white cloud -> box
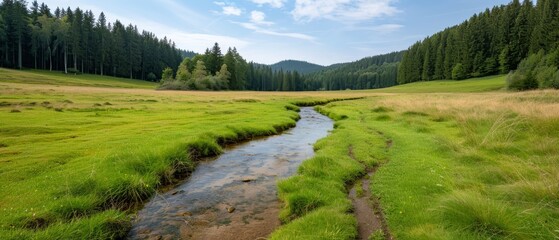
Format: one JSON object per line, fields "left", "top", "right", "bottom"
{"left": 222, "top": 6, "right": 242, "bottom": 16}
{"left": 238, "top": 10, "right": 313, "bottom": 41}
{"left": 370, "top": 24, "right": 403, "bottom": 33}
{"left": 214, "top": 2, "right": 242, "bottom": 16}
{"left": 292, "top": 0, "right": 400, "bottom": 22}
{"left": 239, "top": 22, "right": 315, "bottom": 41}
{"left": 250, "top": 11, "right": 273, "bottom": 25}
{"left": 251, "top": 0, "right": 287, "bottom": 8}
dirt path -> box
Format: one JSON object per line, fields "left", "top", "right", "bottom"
{"left": 348, "top": 138, "right": 393, "bottom": 240}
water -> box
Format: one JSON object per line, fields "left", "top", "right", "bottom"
{"left": 128, "top": 107, "right": 333, "bottom": 240}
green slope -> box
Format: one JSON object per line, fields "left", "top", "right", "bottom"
{"left": 0, "top": 68, "right": 157, "bottom": 89}
{"left": 372, "top": 75, "right": 507, "bottom": 93}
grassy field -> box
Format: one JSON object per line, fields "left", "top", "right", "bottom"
{"left": 272, "top": 83, "right": 559, "bottom": 239}
{"left": 1, "top": 70, "right": 558, "bottom": 239}
{"left": 369, "top": 75, "right": 507, "bottom": 93}
{"left": 0, "top": 68, "right": 157, "bottom": 89}
{"left": 0, "top": 69, "right": 369, "bottom": 239}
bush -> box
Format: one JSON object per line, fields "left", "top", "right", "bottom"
{"left": 66, "top": 68, "right": 81, "bottom": 75}
{"left": 161, "top": 67, "right": 174, "bottom": 82}
{"left": 452, "top": 63, "right": 467, "bottom": 80}
{"left": 146, "top": 72, "right": 157, "bottom": 82}
{"left": 506, "top": 72, "right": 538, "bottom": 91}
{"left": 509, "top": 49, "right": 559, "bottom": 90}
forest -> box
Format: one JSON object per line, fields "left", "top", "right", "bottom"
{"left": 0, "top": 0, "right": 182, "bottom": 80}
{"left": 304, "top": 51, "right": 403, "bottom": 90}
{"left": 397, "top": 0, "right": 559, "bottom": 89}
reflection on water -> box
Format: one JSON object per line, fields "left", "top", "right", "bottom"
{"left": 128, "top": 107, "right": 333, "bottom": 240}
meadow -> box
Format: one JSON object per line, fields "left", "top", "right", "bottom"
{"left": 1, "top": 69, "right": 558, "bottom": 239}
{"left": 272, "top": 84, "right": 559, "bottom": 239}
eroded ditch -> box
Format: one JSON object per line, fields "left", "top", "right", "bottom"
{"left": 128, "top": 107, "right": 333, "bottom": 239}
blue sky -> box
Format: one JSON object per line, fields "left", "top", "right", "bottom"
{"left": 37, "top": 0, "right": 511, "bottom": 65}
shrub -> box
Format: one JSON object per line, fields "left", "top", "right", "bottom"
{"left": 452, "top": 63, "right": 467, "bottom": 80}
{"left": 161, "top": 67, "right": 174, "bottom": 82}
{"left": 146, "top": 72, "right": 157, "bottom": 82}
{"left": 67, "top": 68, "right": 81, "bottom": 75}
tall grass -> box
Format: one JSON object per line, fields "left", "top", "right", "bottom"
{"left": 271, "top": 87, "right": 559, "bottom": 239}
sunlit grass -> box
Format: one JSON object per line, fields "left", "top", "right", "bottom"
{"left": 0, "top": 69, "right": 370, "bottom": 239}
{"left": 275, "top": 88, "right": 558, "bottom": 239}
{"left": 3, "top": 68, "right": 557, "bottom": 239}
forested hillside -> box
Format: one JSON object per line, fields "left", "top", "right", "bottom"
{"left": 0, "top": 0, "right": 182, "bottom": 80}
{"left": 398, "top": 0, "right": 559, "bottom": 87}
{"left": 270, "top": 60, "right": 325, "bottom": 74}
{"left": 304, "top": 51, "right": 404, "bottom": 90}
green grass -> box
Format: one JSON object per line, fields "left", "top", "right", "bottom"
{"left": 370, "top": 75, "right": 507, "bottom": 93}
{"left": 0, "top": 68, "right": 156, "bottom": 89}
{"left": 271, "top": 89, "right": 559, "bottom": 239}
{"left": 0, "top": 69, "right": 370, "bottom": 239}
{"left": 1, "top": 69, "right": 557, "bottom": 239}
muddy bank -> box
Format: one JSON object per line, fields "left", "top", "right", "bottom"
{"left": 128, "top": 107, "right": 333, "bottom": 239}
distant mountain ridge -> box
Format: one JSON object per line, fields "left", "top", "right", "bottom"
{"left": 270, "top": 60, "right": 325, "bottom": 74}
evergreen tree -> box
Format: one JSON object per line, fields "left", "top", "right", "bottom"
{"left": 205, "top": 42, "right": 222, "bottom": 75}
{"left": 0, "top": 13, "right": 6, "bottom": 66}
{"left": 95, "top": 12, "right": 108, "bottom": 75}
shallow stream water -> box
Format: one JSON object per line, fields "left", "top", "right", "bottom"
{"left": 128, "top": 107, "right": 333, "bottom": 240}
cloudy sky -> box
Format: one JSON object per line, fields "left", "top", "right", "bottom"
{"left": 35, "top": 0, "right": 511, "bottom": 65}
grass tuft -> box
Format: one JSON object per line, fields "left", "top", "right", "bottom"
{"left": 371, "top": 106, "right": 393, "bottom": 113}
{"left": 375, "top": 114, "right": 392, "bottom": 121}
{"left": 439, "top": 191, "right": 527, "bottom": 238}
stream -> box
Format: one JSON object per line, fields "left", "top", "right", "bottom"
{"left": 128, "top": 107, "right": 333, "bottom": 240}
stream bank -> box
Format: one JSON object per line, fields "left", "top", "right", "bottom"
{"left": 128, "top": 107, "right": 333, "bottom": 239}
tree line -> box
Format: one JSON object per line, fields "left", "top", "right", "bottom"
{"left": 397, "top": 0, "right": 559, "bottom": 89}
{"left": 159, "top": 43, "right": 310, "bottom": 91}
{"left": 304, "top": 51, "right": 403, "bottom": 90}
{"left": 0, "top": 0, "right": 182, "bottom": 80}
{"left": 160, "top": 43, "right": 403, "bottom": 91}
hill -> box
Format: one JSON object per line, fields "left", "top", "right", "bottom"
{"left": 270, "top": 60, "right": 325, "bottom": 74}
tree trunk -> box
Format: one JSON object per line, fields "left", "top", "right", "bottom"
{"left": 64, "top": 45, "right": 68, "bottom": 74}
{"left": 101, "top": 62, "right": 104, "bottom": 76}
{"left": 49, "top": 53, "right": 52, "bottom": 71}
{"left": 18, "top": 38, "right": 22, "bottom": 69}
{"left": 4, "top": 42, "right": 7, "bottom": 65}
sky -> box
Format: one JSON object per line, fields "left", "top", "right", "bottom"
{"left": 34, "top": 0, "right": 512, "bottom": 66}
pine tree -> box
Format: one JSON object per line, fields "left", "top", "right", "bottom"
{"left": 95, "top": 12, "right": 108, "bottom": 75}
{"left": 0, "top": 13, "right": 5, "bottom": 67}
{"left": 205, "top": 42, "right": 223, "bottom": 75}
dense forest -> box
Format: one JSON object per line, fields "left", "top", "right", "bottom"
{"left": 270, "top": 60, "right": 325, "bottom": 74}
{"left": 304, "top": 51, "right": 403, "bottom": 90}
{"left": 397, "top": 0, "right": 559, "bottom": 89}
{"left": 160, "top": 44, "right": 403, "bottom": 91}
{"left": 0, "top": 0, "right": 182, "bottom": 80}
